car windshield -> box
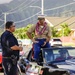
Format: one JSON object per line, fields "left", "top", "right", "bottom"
{"left": 53, "top": 39, "right": 61, "bottom": 42}
{"left": 42, "top": 47, "right": 75, "bottom": 63}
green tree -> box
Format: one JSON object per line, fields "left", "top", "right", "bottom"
{"left": 14, "top": 24, "right": 33, "bottom": 39}
{"left": 51, "top": 27, "right": 58, "bottom": 37}
{"left": 59, "top": 23, "right": 71, "bottom": 36}
{"left": 51, "top": 23, "right": 71, "bottom": 37}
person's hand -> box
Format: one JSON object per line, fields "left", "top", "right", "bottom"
{"left": 32, "top": 39, "right": 39, "bottom": 43}
{"left": 19, "top": 47, "right": 23, "bottom": 51}
{"left": 42, "top": 41, "right": 46, "bottom": 47}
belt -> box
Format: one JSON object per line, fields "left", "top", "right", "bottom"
{"left": 3, "top": 57, "right": 11, "bottom": 59}
{"left": 3, "top": 55, "right": 17, "bottom": 59}
{"left": 35, "top": 38, "right": 46, "bottom": 39}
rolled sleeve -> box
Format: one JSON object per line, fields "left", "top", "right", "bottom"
{"left": 27, "top": 25, "right": 36, "bottom": 33}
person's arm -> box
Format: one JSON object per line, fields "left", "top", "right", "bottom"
{"left": 45, "top": 36, "right": 51, "bottom": 43}
{"left": 26, "top": 25, "right": 34, "bottom": 42}
{"left": 26, "top": 25, "right": 38, "bottom": 43}
{"left": 42, "top": 26, "right": 51, "bottom": 46}
{"left": 26, "top": 31, "right": 38, "bottom": 43}
{"left": 42, "top": 36, "right": 51, "bottom": 47}
{"left": 26, "top": 31, "right": 33, "bottom": 41}
{"left": 8, "top": 36, "right": 23, "bottom": 51}
{"left": 11, "top": 45, "right": 22, "bottom": 51}
{"left": 46, "top": 26, "right": 51, "bottom": 42}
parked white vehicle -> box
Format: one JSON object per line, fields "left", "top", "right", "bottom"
{"left": 50, "top": 38, "right": 62, "bottom": 47}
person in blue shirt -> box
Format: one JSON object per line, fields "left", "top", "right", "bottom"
{"left": 1, "top": 21, "right": 23, "bottom": 75}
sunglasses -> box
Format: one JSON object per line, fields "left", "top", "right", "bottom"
{"left": 10, "top": 25, "right": 15, "bottom": 27}
{"left": 11, "top": 25, "right": 15, "bottom": 27}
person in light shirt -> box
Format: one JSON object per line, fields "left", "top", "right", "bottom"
{"left": 27, "top": 15, "right": 51, "bottom": 61}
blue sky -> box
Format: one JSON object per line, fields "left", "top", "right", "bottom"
{"left": 0, "top": 0, "right": 13, "bottom": 4}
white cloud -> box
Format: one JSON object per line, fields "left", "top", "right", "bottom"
{"left": 0, "top": 0, "right": 13, "bottom": 4}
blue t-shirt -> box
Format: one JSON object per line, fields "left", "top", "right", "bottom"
{"left": 1, "top": 30, "right": 19, "bottom": 60}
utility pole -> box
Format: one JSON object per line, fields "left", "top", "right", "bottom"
{"left": 30, "top": 0, "right": 44, "bottom": 15}
{"left": 2, "top": 12, "right": 9, "bottom": 24}
{"left": 2, "top": 12, "right": 9, "bottom": 30}
{"left": 41, "top": 0, "right": 44, "bottom": 15}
